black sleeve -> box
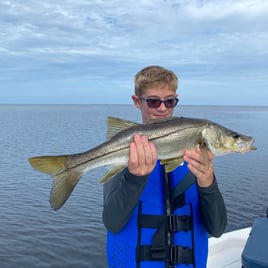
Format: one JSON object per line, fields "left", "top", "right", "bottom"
{"left": 198, "top": 176, "right": 227, "bottom": 237}
{"left": 102, "top": 168, "right": 149, "bottom": 234}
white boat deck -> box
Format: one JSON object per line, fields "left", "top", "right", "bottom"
{"left": 207, "top": 227, "right": 251, "bottom": 268}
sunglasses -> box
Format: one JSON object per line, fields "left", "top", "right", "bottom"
{"left": 139, "top": 96, "right": 179, "bottom": 108}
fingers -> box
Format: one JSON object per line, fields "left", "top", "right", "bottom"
{"left": 128, "top": 135, "right": 157, "bottom": 176}
{"left": 129, "top": 136, "right": 215, "bottom": 187}
{"left": 183, "top": 147, "right": 215, "bottom": 187}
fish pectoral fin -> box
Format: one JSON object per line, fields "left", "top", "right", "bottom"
{"left": 99, "top": 166, "right": 125, "bottom": 184}
{"left": 160, "top": 157, "right": 184, "bottom": 173}
{"left": 29, "top": 155, "right": 82, "bottom": 210}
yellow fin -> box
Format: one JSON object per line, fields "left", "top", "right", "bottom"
{"left": 99, "top": 166, "right": 125, "bottom": 184}
{"left": 29, "top": 156, "right": 66, "bottom": 175}
{"left": 28, "top": 155, "right": 82, "bottom": 210}
{"left": 49, "top": 170, "right": 81, "bottom": 210}
{"left": 106, "top": 116, "right": 139, "bottom": 140}
{"left": 160, "top": 158, "right": 184, "bottom": 173}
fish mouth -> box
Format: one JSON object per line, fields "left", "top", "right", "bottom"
{"left": 237, "top": 139, "right": 256, "bottom": 152}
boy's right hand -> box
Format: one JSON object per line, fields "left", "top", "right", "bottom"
{"left": 128, "top": 134, "right": 157, "bottom": 176}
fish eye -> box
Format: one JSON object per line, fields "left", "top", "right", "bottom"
{"left": 232, "top": 133, "right": 240, "bottom": 139}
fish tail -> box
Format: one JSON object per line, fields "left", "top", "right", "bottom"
{"left": 29, "top": 155, "right": 66, "bottom": 175}
{"left": 28, "top": 156, "right": 82, "bottom": 210}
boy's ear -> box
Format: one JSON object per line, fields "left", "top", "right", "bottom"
{"left": 132, "top": 95, "right": 141, "bottom": 108}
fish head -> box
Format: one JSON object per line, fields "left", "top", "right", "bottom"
{"left": 202, "top": 124, "right": 256, "bottom": 155}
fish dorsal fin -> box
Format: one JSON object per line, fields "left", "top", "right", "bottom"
{"left": 106, "top": 116, "right": 139, "bottom": 140}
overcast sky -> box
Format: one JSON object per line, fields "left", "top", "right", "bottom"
{"left": 1, "top": 0, "right": 268, "bottom": 105}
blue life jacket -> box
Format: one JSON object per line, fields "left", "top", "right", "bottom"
{"left": 106, "top": 161, "right": 208, "bottom": 268}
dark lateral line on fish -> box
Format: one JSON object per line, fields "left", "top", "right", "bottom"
{"left": 54, "top": 145, "right": 130, "bottom": 177}
{"left": 54, "top": 125, "right": 202, "bottom": 177}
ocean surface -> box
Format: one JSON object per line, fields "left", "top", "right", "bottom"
{"left": 0, "top": 104, "right": 267, "bottom": 267}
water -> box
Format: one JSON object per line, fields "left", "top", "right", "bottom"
{"left": 0, "top": 104, "right": 267, "bottom": 267}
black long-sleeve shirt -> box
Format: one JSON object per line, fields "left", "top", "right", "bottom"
{"left": 103, "top": 168, "right": 227, "bottom": 237}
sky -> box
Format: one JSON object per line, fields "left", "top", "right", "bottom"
{"left": 1, "top": 0, "right": 268, "bottom": 105}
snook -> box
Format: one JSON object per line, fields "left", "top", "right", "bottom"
{"left": 29, "top": 116, "right": 256, "bottom": 210}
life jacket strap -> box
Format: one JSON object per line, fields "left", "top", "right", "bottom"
{"left": 170, "top": 215, "right": 192, "bottom": 232}
{"left": 139, "top": 214, "right": 192, "bottom": 232}
{"left": 172, "top": 171, "right": 196, "bottom": 210}
{"left": 136, "top": 245, "right": 193, "bottom": 265}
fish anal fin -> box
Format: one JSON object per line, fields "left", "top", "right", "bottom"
{"left": 161, "top": 157, "right": 184, "bottom": 173}
{"left": 106, "top": 116, "right": 139, "bottom": 140}
{"left": 99, "top": 166, "right": 125, "bottom": 184}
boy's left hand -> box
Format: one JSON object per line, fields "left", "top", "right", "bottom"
{"left": 183, "top": 147, "right": 215, "bottom": 188}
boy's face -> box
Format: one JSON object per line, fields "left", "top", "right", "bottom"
{"left": 132, "top": 85, "right": 178, "bottom": 124}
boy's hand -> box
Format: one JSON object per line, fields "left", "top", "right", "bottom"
{"left": 184, "top": 147, "right": 215, "bottom": 188}
{"left": 128, "top": 135, "right": 157, "bottom": 176}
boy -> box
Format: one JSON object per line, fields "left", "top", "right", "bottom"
{"left": 103, "top": 66, "right": 227, "bottom": 267}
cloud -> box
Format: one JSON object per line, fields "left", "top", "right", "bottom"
{"left": 0, "top": 0, "right": 268, "bottom": 104}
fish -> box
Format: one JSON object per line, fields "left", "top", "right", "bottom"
{"left": 28, "top": 116, "right": 256, "bottom": 210}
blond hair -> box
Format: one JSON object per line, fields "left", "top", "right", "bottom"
{"left": 134, "top": 65, "right": 178, "bottom": 96}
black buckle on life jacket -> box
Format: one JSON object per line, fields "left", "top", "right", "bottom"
{"left": 169, "top": 215, "right": 192, "bottom": 232}
{"left": 170, "top": 245, "right": 193, "bottom": 265}
{"left": 139, "top": 214, "right": 192, "bottom": 232}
